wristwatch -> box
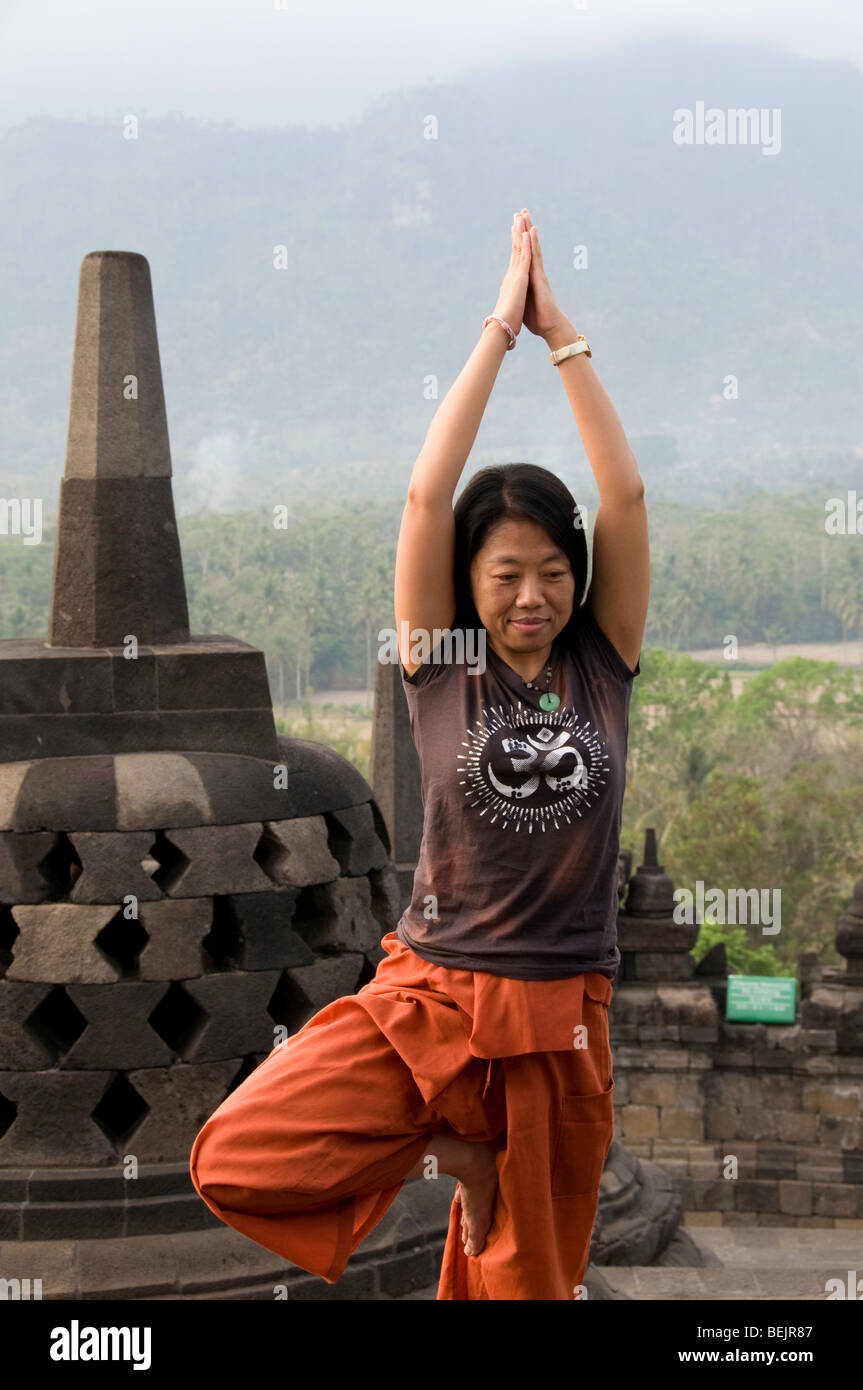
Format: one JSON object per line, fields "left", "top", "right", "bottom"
{"left": 549, "top": 335, "right": 592, "bottom": 366}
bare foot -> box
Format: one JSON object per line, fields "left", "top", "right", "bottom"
{"left": 456, "top": 1140, "right": 501, "bottom": 1257}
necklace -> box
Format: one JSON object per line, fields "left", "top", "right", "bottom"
{"left": 523, "top": 654, "right": 561, "bottom": 711}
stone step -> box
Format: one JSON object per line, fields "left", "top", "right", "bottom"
{"left": 594, "top": 1266, "right": 852, "bottom": 1300}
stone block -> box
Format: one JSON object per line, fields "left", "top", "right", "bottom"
{"left": 0, "top": 831, "right": 58, "bottom": 902}
{"left": 687, "top": 1053, "right": 714, "bottom": 1071}
{"left": 777, "top": 1110, "right": 818, "bottom": 1143}
{"left": 802, "top": 1082, "right": 835, "bottom": 1112}
{"left": 689, "top": 1159, "right": 725, "bottom": 1181}
{"left": 715, "top": 1049, "right": 754, "bottom": 1069}
{"left": 705, "top": 1108, "right": 738, "bottom": 1141}
{"left": 0, "top": 710, "right": 280, "bottom": 763}
{"left": 650, "top": 1139, "right": 690, "bottom": 1160}
{"left": 749, "top": 1049, "right": 791, "bottom": 1070}
{"left": 794, "top": 1054, "right": 838, "bottom": 1075}
{"left": 155, "top": 824, "right": 274, "bottom": 897}
{"left": 67, "top": 830, "right": 162, "bottom": 903}
{"left": 0, "top": 981, "right": 59, "bottom": 1067}
{"left": 282, "top": 953, "right": 366, "bottom": 1020}
{"left": 820, "top": 1114, "right": 863, "bottom": 1148}
{"left": 818, "top": 1086, "right": 862, "bottom": 1117}
{"left": 844, "top": 1150, "right": 863, "bottom": 1185}
{"left": 755, "top": 1145, "right": 797, "bottom": 1181}
{"left": 621, "top": 1105, "right": 659, "bottom": 1139}
{"left": 609, "top": 1046, "right": 653, "bottom": 1071}
{"left": 295, "top": 876, "right": 386, "bottom": 955}
{"left": 23, "top": 1198, "right": 126, "bottom": 1241}
{"left": 0, "top": 1071, "right": 118, "bottom": 1164}
{"left": 325, "top": 803, "right": 391, "bottom": 875}
{"left": 609, "top": 984, "right": 659, "bottom": 1026}
{"left": 137, "top": 898, "right": 215, "bottom": 978}
{"left": 796, "top": 1158, "right": 845, "bottom": 1183}
{"left": 177, "top": 971, "right": 284, "bottom": 1061}
{"left": 659, "top": 1109, "right": 703, "bottom": 1140}
{"left": 369, "top": 865, "right": 402, "bottom": 930}
{"left": 0, "top": 1239, "right": 79, "bottom": 1297}
{"left": 692, "top": 1178, "right": 736, "bottom": 1211}
{"left": 717, "top": 1140, "right": 758, "bottom": 1168}
{"left": 738, "top": 1106, "right": 781, "bottom": 1141}
{"left": 650, "top": 1049, "right": 690, "bottom": 1072}
{"left": 154, "top": 647, "right": 272, "bottom": 712}
{"left": 111, "top": 649, "right": 157, "bottom": 712}
{"left": 655, "top": 985, "right": 718, "bottom": 1027}
{"left": 210, "top": 892, "right": 314, "bottom": 972}
{"left": 627, "top": 1075, "right": 685, "bottom": 1107}
{"left": 76, "top": 1231, "right": 181, "bottom": 1298}
{"left": 681, "top": 1210, "right": 722, "bottom": 1227}
{"left": 679, "top": 1027, "right": 720, "bottom": 1043}
{"left": 800, "top": 986, "right": 845, "bottom": 1028}
{"left": 813, "top": 1184, "right": 857, "bottom": 1218}
{"left": 778, "top": 1180, "right": 813, "bottom": 1216}
{"left": 122, "top": 1059, "right": 241, "bottom": 1162}
{"left": 8, "top": 903, "right": 120, "bottom": 982}
{"left": 722, "top": 1022, "right": 767, "bottom": 1048}
{"left": 114, "top": 752, "right": 211, "bottom": 830}
{"left": 254, "top": 816, "right": 341, "bottom": 889}
{"left": 0, "top": 645, "right": 113, "bottom": 715}
{"left": 61, "top": 982, "right": 175, "bottom": 1067}
{"left": 624, "top": 952, "right": 695, "bottom": 981}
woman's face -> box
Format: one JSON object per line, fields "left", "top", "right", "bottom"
{"left": 469, "top": 517, "right": 576, "bottom": 660}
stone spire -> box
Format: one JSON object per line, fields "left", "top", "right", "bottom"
{"left": 617, "top": 827, "right": 698, "bottom": 980}
{"left": 49, "top": 251, "right": 190, "bottom": 647}
{"left": 0, "top": 250, "right": 278, "bottom": 764}
{"left": 836, "top": 873, "right": 863, "bottom": 985}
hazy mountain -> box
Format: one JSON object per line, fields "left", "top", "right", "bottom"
{"left": 1, "top": 37, "right": 861, "bottom": 516}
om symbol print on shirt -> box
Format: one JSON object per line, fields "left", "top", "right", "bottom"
{"left": 459, "top": 698, "right": 609, "bottom": 833}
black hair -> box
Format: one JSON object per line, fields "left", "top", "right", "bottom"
{"left": 451, "top": 462, "right": 589, "bottom": 641}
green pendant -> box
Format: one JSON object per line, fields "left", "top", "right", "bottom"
{"left": 539, "top": 692, "right": 561, "bottom": 711}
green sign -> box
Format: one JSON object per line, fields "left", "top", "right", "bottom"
{"left": 725, "top": 975, "right": 797, "bottom": 1023}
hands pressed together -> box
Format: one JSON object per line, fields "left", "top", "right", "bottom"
{"left": 492, "top": 208, "right": 571, "bottom": 344}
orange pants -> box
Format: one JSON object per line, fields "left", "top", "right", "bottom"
{"left": 189, "top": 932, "right": 615, "bottom": 1300}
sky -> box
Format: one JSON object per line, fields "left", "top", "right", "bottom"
{"left": 0, "top": 0, "right": 861, "bottom": 132}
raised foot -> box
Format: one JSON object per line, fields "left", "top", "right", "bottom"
{"left": 456, "top": 1140, "right": 502, "bottom": 1258}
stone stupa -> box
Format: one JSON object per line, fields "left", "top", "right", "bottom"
{"left": 0, "top": 251, "right": 404, "bottom": 1299}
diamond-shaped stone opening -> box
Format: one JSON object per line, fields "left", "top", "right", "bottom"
{"left": 224, "top": 1053, "right": 266, "bottom": 1100}
{"left": 147, "top": 981, "right": 207, "bottom": 1056}
{"left": 93, "top": 909, "right": 150, "bottom": 977}
{"left": 252, "top": 824, "right": 286, "bottom": 883}
{"left": 287, "top": 884, "right": 334, "bottom": 951}
{"left": 23, "top": 985, "right": 88, "bottom": 1061}
{"left": 38, "top": 832, "right": 83, "bottom": 896}
{"left": 322, "top": 811, "right": 351, "bottom": 871}
{"left": 202, "top": 897, "right": 244, "bottom": 970}
{"left": 0, "top": 906, "right": 19, "bottom": 977}
{"left": 145, "top": 831, "right": 190, "bottom": 894}
{"left": 355, "top": 953, "right": 378, "bottom": 990}
{"left": 0, "top": 1090, "right": 17, "bottom": 1141}
{"left": 267, "top": 971, "right": 316, "bottom": 1036}
{"left": 91, "top": 1072, "right": 149, "bottom": 1146}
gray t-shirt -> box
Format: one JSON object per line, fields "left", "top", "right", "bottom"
{"left": 396, "top": 601, "right": 640, "bottom": 980}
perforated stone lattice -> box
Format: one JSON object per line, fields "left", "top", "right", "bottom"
{"left": 0, "top": 806, "right": 398, "bottom": 1165}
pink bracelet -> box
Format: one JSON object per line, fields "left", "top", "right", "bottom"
{"left": 483, "top": 315, "right": 516, "bottom": 349}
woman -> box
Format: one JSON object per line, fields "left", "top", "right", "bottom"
{"left": 189, "top": 209, "right": 649, "bottom": 1300}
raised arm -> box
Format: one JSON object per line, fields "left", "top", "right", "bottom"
{"left": 521, "top": 209, "right": 649, "bottom": 675}
{"left": 395, "top": 214, "right": 532, "bottom": 676}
